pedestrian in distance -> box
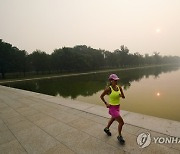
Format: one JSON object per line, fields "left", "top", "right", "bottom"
{"left": 100, "top": 73, "right": 125, "bottom": 144}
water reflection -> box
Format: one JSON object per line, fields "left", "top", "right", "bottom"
{"left": 156, "top": 92, "right": 160, "bottom": 96}
{"left": 1, "top": 65, "right": 179, "bottom": 99}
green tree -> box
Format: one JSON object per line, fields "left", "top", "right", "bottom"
{"left": 28, "top": 50, "right": 50, "bottom": 74}
{"left": 0, "top": 40, "right": 15, "bottom": 78}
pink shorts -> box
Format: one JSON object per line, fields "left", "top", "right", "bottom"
{"left": 109, "top": 105, "right": 120, "bottom": 118}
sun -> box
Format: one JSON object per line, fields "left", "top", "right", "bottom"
{"left": 156, "top": 28, "right": 161, "bottom": 33}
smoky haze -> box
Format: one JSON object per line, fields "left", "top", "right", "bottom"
{"left": 0, "top": 0, "right": 180, "bottom": 56}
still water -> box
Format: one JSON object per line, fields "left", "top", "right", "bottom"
{"left": 2, "top": 65, "right": 180, "bottom": 121}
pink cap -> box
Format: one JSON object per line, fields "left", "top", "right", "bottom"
{"left": 108, "top": 74, "right": 119, "bottom": 80}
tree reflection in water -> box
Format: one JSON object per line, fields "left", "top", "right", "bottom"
{"left": 2, "top": 65, "right": 180, "bottom": 99}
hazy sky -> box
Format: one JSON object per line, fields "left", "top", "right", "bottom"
{"left": 0, "top": 0, "right": 180, "bottom": 56}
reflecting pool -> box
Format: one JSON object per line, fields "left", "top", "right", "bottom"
{"left": 2, "top": 65, "right": 180, "bottom": 121}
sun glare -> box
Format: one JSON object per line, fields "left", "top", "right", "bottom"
{"left": 156, "top": 28, "right": 161, "bottom": 33}
{"left": 156, "top": 92, "right": 160, "bottom": 96}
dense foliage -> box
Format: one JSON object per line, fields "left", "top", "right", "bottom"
{"left": 0, "top": 39, "right": 180, "bottom": 79}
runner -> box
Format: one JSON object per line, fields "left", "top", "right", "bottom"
{"left": 100, "top": 74, "right": 126, "bottom": 144}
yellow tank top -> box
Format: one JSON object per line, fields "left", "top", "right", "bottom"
{"left": 109, "top": 85, "right": 121, "bottom": 105}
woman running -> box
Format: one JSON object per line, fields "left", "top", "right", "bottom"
{"left": 100, "top": 74, "right": 125, "bottom": 144}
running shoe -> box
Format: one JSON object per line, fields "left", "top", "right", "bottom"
{"left": 104, "top": 127, "right": 111, "bottom": 136}
{"left": 117, "top": 135, "right": 125, "bottom": 145}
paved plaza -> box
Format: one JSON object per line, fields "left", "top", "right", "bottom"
{"left": 0, "top": 85, "right": 179, "bottom": 154}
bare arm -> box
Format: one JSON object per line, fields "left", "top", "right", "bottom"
{"left": 100, "top": 87, "right": 111, "bottom": 108}
{"left": 119, "top": 86, "right": 125, "bottom": 99}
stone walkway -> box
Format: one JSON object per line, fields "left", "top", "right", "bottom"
{"left": 0, "top": 86, "right": 179, "bottom": 154}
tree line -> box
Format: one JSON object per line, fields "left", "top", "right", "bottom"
{"left": 0, "top": 39, "right": 180, "bottom": 79}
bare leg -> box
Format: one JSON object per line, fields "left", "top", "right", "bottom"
{"left": 115, "top": 116, "right": 124, "bottom": 136}
{"left": 106, "top": 117, "right": 115, "bottom": 129}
